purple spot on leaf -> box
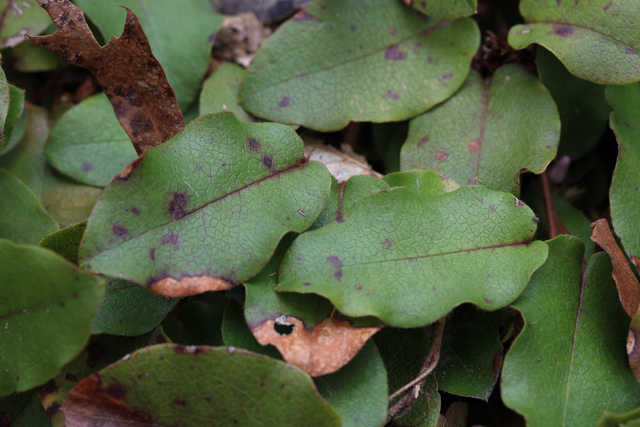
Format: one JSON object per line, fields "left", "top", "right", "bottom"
{"left": 112, "top": 225, "right": 127, "bottom": 237}
{"left": 278, "top": 96, "right": 292, "bottom": 107}
{"left": 554, "top": 25, "right": 574, "bottom": 37}
{"left": 81, "top": 162, "right": 93, "bottom": 172}
{"left": 385, "top": 45, "right": 406, "bottom": 60}
{"left": 328, "top": 256, "right": 343, "bottom": 268}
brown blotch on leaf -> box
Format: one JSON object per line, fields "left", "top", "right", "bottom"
{"left": 248, "top": 137, "right": 261, "bottom": 152}
{"left": 169, "top": 192, "right": 188, "bottom": 220}
{"left": 469, "top": 139, "right": 482, "bottom": 152}
{"left": 591, "top": 219, "right": 640, "bottom": 317}
{"left": 291, "top": 9, "right": 319, "bottom": 22}
{"left": 262, "top": 155, "right": 273, "bottom": 169}
{"left": 112, "top": 225, "right": 128, "bottom": 237}
{"left": 383, "top": 238, "right": 393, "bottom": 248}
{"left": 149, "top": 275, "right": 235, "bottom": 297}
{"left": 29, "top": 0, "right": 185, "bottom": 155}
{"left": 385, "top": 44, "right": 406, "bottom": 60}
{"left": 417, "top": 136, "right": 429, "bottom": 148}
{"left": 252, "top": 317, "right": 380, "bottom": 376}
{"left": 116, "top": 155, "right": 143, "bottom": 181}
{"left": 173, "top": 399, "right": 187, "bottom": 407}
{"left": 278, "top": 96, "right": 292, "bottom": 107}
{"left": 626, "top": 47, "right": 640, "bottom": 55}
{"left": 554, "top": 25, "right": 574, "bottom": 37}
{"left": 435, "top": 151, "right": 448, "bottom": 161}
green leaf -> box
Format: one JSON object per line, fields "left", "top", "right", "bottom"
{"left": 62, "top": 344, "right": 342, "bottom": 426}
{"left": 315, "top": 341, "right": 388, "bottom": 427}
{"left": 200, "top": 62, "right": 256, "bottom": 123}
{"left": 0, "top": 390, "right": 50, "bottom": 427}
{"left": 38, "top": 220, "right": 87, "bottom": 264}
{"left": 406, "top": 0, "right": 476, "bottom": 19}
{"left": 501, "top": 236, "right": 640, "bottom": 426}
{"left": 0, "top": 0, "right": 51, "bottom": 48}
{"left": 396, "top": 375, "right": 441, "bottom": 427}
{"left": 0, "top": 81, "right": 26, "bottom": 156}
{"left": 0, "top": 240, "right": 105, "bottom": 396}
{"left": 79, "top": 112, "right": 331, "bottom": 296}
{"left": 240, "top": 0, "right": 479, "bottom": 131}
{"left": 45, "top": 93, "right": 138, "bottom": 187}
{"left": 598, "top": 407, "right": 640, "bottom": 427}
{"left": 435, "top": 306, "right": 504, "bottom": 400}
{"left": 401, "top": 65, "right": 559, "bottom": 194}
{"left": 607, "top": 83, "right": 640, "bottom": 268}
{"left": 9, "top": 38, "right": 67, "bottom": 73}
{"left": 537, "top": 47, "right": 609, "bottom": 160}
{"left": 0, "top": 168, "right": 58, "bottom": 244}
{"left": 37, "top": 328, "right": 168, "bottom": 426}
{"left": 278, "top": 170, "right": 548, "bottom": 327}
{"left": 0, "top": 65, "right": 10, "bottom": 151}
{"left": 92, "top": 277, "right": 177, "bottom": 336}
{"left": 508, "top": 0, "right": 640, "bottom": 84}
{"left": 75, "top": 0, "right": 223, "bottom": 110}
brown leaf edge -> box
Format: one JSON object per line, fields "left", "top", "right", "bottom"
{"left": 252, "top": 316, "right": 380, "bottom": 377}
{"left": 28, "top": 0, "right": 185, "bottom": 154}
{"left": 590, "top": 218, "right": 640, "bottom": 317}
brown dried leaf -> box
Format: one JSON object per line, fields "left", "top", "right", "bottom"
{"left": 29, "top": 0, "right": 184, "bottom": 154}
{"left": 304, "top": 143, "right": 382, "bottom": 183}
{"left": 149, "top": 275, "right": 234, "bottom": 298}
{"left": 252, "top": 316, "right": 380, "bottom": 377}
{"left": 590, "top": 218, "right": 640, "bottom": 317}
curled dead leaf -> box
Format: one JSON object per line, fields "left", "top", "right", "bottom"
{"left": 252, "top": 316, "right": 380, "bottom": 376}
{"left": 305, "top": 143, "right": 382, "bottom": 183}
{"left": 590, "top": 219, "right": 640, "bottom": 317}
{"left": 29, "top": 0, "right": 184, "bottom": 154}
{"left": 149, "top": 276, "right": 234, "bottom": 297}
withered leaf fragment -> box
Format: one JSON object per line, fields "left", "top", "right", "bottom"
{"left": 29, "top": 0, "right": 184, "bottom": 154}
{"left": 591, "top": 219, "right": 640, "bottom": 317}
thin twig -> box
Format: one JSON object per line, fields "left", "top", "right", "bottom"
{"left": 541, "top": 171, "right": 569, "bottom": 238}
{"left": 386, "top": 317, "right": 446, "bottom": 422}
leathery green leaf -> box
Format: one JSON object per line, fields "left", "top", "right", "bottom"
{"left": 607, "top": 83, "right": 640, "bottom": 270}
{"left": 200, "top": 62, "right": 256, "bottom": 123}
{"left": 508, "top": 0, "right": 640, "bottom": 84}
{"left": 401, "top": 65, "right": 559, "bottom": 194}
{"left": 0, "top": 240, "right": 105, "bottom": 396}
{"left": 501, "top": 236, "right": 640, "bottom": 426}
{"left": 406, "top": 0, "right": 476, "bottom": 20}
{"left": 62, "top": 344, "right": 342, "bottom": 426}
{"left": 0, "top": 168, "right": 58, "bottom": 245}
{"left": 80, "top": 112, "right": 331, "bottom": 297}
{"left": 75, "top": 0, "right": 223, "bottom": 110}
{"left": 240, "top": 0, "right": 479, "bottom": 131}
{"left": 38, "top": 220, "right": 87, "bottom": 265}
{"left": 45, "top": 93, "right": 137, "bottom": 187}
{"left": 277, "top": 170, "right": 548, "bottom": 327}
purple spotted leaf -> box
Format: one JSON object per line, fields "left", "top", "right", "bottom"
{"left": 277, "top": 170, "right": 548, "bottom": 327}
{"left": 79, "top": 112, "right": 331, "bottom": 297}
{"left": 62, "top": 344, "right": 342, "bottom": 426}
{"left": 508, "top": 0, "right": 640, "bottom": 84}
{"left": 240, "top": 0, "right": 479, "bottom": 131}
{"left": 401, "top": 64, "right": 559, "bottom": 194}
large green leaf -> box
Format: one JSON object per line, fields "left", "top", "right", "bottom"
{"left": 240, "top": 0, "right": 479, "bottom": 131}
{"left": 508, "top": 0, "right": 640, "bottom": 84}
{"left": 0, "top": 240, "right": 105, "bottom": 397}
{"left": 501, "top": 236, "right": 640, "bottom": 426}
{"left": 0, "top": 168, "right": 58, "bottom": 244}
{"left": 537, "top": 47, "right": 610, "bottom": 160}
{"left": 45, "top": 93, "right": 137, "bottom": 187}
{"left": 315, "top": 341, "right": 388, "bottom": 427}
{"left": 0, "top": 390, "right": 50, "bottom": 427}
{"left": 62, "top": 344, "right": 342, "bottom": 426}
{"left": 401, "top": 65, "right": 559, "bottom": 194}
{"left": 200, "top": 62, "right": 256, "bottom": 123}
{"left": 406, "top": 0, "right": 476, "bottom": 19}
{"left": 278, "top": 170, "right": 548, "bottom": 327}
{"left": 79, "top": 112, "right": 331, "bottom": 296}
{"left": 75, "top": 0, "right": 223, "bottom": 110}
{"left": 607, "top": 83, "right": 640, "bottom": 269}
{"left": 0, "top": 0, "right": 51, "bottom": 48}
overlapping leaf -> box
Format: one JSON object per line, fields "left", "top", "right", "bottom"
{"left": 75, "top": 0, "right": 222, "bottom": 111}
{"left": 39, "top": 220, "right": 87, "bottom": 264}
{"left": 80, "top": 112, "right": 331, "bottom": 297}
{"left": 401, "top": 64, "right": 559, "bottom": 194}
{"left": 396, "top": 375, "right": 441, "bottom": 427}
{"left": 45, "top": 93, "right": 137, "bottom": 187}
{"left": 240, "top": 0, "right": 479, "bottom": 131}
{"left": 0, "top": 168, "right": 58, "bottom": 244}
{"left": 62, "top": 344, "right": 342, "bottom": 426}
{"left": 508, "top": 0, "right": 640, "bottom": 84}
{"left": 278, "top": 170, "right": 548, "bottom": 327}
{"left": 502, "top": 236, "right": 640, "bottom": 426}
{"left": 607, "top": 83, "right": 640, "bottom": 272}
{"left": 200, "top": 62, "right": 256, "bottom": 122}
{"left": 0, "top": 0, "right": 51, "bottom": 48}
{"left": 405, "top": 0, "right": 476, "bottom": 20}
{"left": 0, "top": 240, "right": 105, "bottom": 396}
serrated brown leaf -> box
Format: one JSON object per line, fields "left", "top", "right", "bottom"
{"left": 591, "top": 218, "right": 640, "bottom": 317}
{"left": 252, "top": 316, "right": 380, "bottom": 377}
{"left": 29, "top": 0, "right": 184, "bottom": 154}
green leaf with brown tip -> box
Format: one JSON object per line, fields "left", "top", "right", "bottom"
{"left": 278, "top": 170, "right": 548, "bottom": 327}
{"left": 240, "top": 0, "right": 479, "bottom": 131}
{"left": 79, "top": 112, "right": 331, "bottom": 297}
{"left": 501, "top": 236, "right": 640, "bottom": 426}
{"left": 0, "top": 239, "right": 105, "bottom": 397}
{"left": 62, "top": 344, "right": 342, "bottom": 426}
{"left": 508, "top": 0, "right": 640, "bottom": 84}
{"left": 401, "top": 65, "right": 559, "bottom": 194}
